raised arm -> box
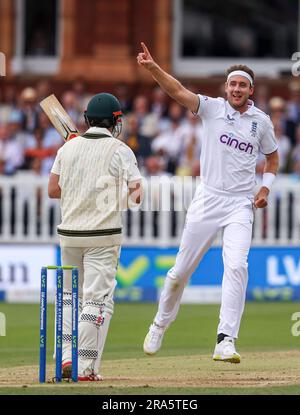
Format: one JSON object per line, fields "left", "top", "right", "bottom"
{"left": 137, "top": 42, "right": 199, "bottom": 113}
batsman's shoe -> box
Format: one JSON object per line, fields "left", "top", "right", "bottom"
{"left": 213, "top": 337, "right": 241, "bottom": 364}
{"left": 78, "top": 374, "right": 103, "bottom": 382}
{"left": 143, "top": 323, "right": 166, "bottom": 355}
{"left": 62, "top": 361, "right": 72, "bottom": 379}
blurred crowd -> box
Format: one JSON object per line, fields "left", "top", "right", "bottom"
{"left": 1, "top": 78, "right": 300, "bottom": 180}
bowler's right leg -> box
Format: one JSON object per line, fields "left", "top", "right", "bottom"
{"left": 144, "top": 219, "right": 218, "bottom": 355}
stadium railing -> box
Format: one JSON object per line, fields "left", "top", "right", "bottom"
{"left": 0, "top": 173, "right": 299, "bottom": 246}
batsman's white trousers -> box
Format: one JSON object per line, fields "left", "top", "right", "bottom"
{"left": 60, "top": 245, "right": 120, "bottom": 374}
{"left": 154, "top": 183, "right": 254, "bottom": 339}
{"left": 61, "top": 245, "right": 120, "bottom": 313}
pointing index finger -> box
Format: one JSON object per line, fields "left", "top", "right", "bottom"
{"left": 141, "top": 42, "right": 150, "bottom": 55}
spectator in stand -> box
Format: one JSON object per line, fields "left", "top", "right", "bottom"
{"left": 191, "top": 159, "right": 200, "bottom": 178}
{"left": 36, "top": 112, "right": 63, "bottom": 175}
{"left": 144, "top": 154, "right": 167, "bottom": 177}
{"left": 286, "top": 80, "right": 300, "bottom": 125}
{"left": 61, "top": 90, "right": 81, "bottom": 125}
{"left": 71, "top": 79, "right": 92, "bottom": 128}
{"left": 269, "top": 97, "right": 286, "bottom": 125}
{"left": 71, "top": 78, "right": 92, "bottom": 115}
{"left": 272, "top": 119, "right": 291, "bottom": 173}
{"left": 151, "top": 102, "right": 185, "bottom": 174}
{"left": 218, "top": 82, "right": 227, "bottom": 99}
{"left": 291, "top": 160, "right": 300, "bottom": 180}
{"left": 0, "top": 85, "right": 18, "bottom": 124}
{"left": 130, "top": 95, "right": 159, "bottom": 138}
{"left": 175, "top": 111, "right": 202, "bottom": 177}
{"left": 36, "top": 79, "right": 52, "bottom": 102}
{"left": 5, "top": 85, "right": 18, "bottom": 107}
{"left": 291, "top": 125, "right": 300, "bottom": 179}
{"left": 269, "top": 96, "right": 296, "bottom": 146}
{"left": 254, "top": 84, "right": 270, "bottom": 113}
{"left": 150, "top": 86, "right": 170, "bottom": 133}
{"left": 7, "top": 108, "right": 34, "bottom": 155}
{"left": 2, "top": 82, "right": 298, "bottom": 179}
{"left": 123, "top": 113, "right": 152, "bottom": 170}
{"left": 115, "top": 83, "right": 132, "bottom": 114}
{"left": 0, "top": 125, "right": 8, "bottom": 173}
{"left": 30, "top": 156, "right": 43, "bottom": 176}
{"left": 151, "top": 86, "right": 169, "bottom": 118}
{"left": 19, "top": 87, "right": 39, "bottom": 133}
{"left": 0, "top": 156, "right": 4, "bottom": 175}
{"left": 0, "top": 123, "right": 24, "bottom": 175}
{"left": 24, "top": 127, "right": 51, "bottom": 172}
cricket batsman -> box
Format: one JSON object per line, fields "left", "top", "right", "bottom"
{"left": 138, "top": 43, "right": 279, "bottom": 362}
{"left": 48, "top": 93, "right": 143, "bottom": 380}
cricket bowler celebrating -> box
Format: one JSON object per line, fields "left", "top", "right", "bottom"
{"left": 138, "top": 42, "right": 279, "bottom": 363}
{"left": 48, "top": 93, "right": 142, "bottom": 380}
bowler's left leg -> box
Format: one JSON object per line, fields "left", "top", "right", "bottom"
{"left": 213, "top": 220, "right": 253, "bottom": 363}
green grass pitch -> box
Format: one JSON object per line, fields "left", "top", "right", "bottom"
{"left": 0, "top": 302, "right": 299, "bottom": 394}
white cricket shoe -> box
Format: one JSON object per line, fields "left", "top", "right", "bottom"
{"left": 212, "top": 336, "right": 241, "bottom": 364}
{"left": 143, "top": 323, "right": 166, "bottom": 355}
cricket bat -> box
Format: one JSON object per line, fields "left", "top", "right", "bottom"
{"left": 40, "top": 94, "right": 79, "bottom": 141}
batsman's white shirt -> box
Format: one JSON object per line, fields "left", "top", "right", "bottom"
{"left": 196, "top": 95, "right": 278, "bottom": 194}
{"left": 51, "top": 127, "right": 141, "bottom": 247}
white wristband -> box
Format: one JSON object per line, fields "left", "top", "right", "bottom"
{"left": 262, "top": 172, "right": 276, "bottom": 191}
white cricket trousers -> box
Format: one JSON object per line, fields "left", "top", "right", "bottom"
{"left": 154, "top": 184, "right": 254, "bottom": 339}
{"left": 61, "top": 245, "right": 120, "bottom": 311}
{"left": 60, "top": 244, "right": 120, "bottom": 376}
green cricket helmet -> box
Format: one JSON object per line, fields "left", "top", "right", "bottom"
{"left": 84, "top": 92, "right": 123, "bottom": 137}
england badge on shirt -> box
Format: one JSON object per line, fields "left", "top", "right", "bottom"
{"left": 250, "top": 121, "right": 258, "bottom": 137}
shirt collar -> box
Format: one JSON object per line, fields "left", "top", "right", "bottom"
{"left": 85, "top": 127, "right": 113, "bottom": 137}
{"left": 226, "top": 99, "right": 256, "bottom": 117}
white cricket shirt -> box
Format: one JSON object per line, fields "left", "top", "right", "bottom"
{"left": 51, "top": 127, "right": 141, "bottom": 246}
{"left": 196, "top": 95, "right": 278, "bottom": 194}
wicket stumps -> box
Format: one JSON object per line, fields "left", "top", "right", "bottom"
{"left": 39, "top": 265, "right": 79, "bottom": 383}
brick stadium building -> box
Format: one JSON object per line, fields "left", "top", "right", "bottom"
{"left": 0, "top": 0, "right": 294, "bottom": 97}
{"left": 0, "top": 0, "right": 171, "bottom": 94}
